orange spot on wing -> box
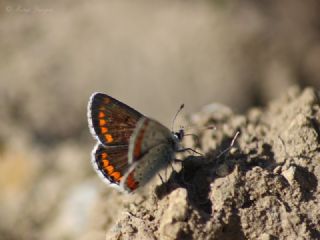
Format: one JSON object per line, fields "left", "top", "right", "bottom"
{"left": 101, "top": 127, "right": 108, "bottom": 134}
{"left": 105, "top": 134, "right": 113, "bottom": 143}
{"left": 126, "top": 173, "right": 139, "bottom": 190}
{"left": 102, "top": 159, "right": 109, "bottom": 168}
{"left": 106, "top": 165, "right": 114, "bottom": 174}
{"left": 134, "top": 141, "right": 142, "bottom": 158}
{"left": 101, "top": 152, "right": 108, "bottom": 159}
{"left": 99, "top": 119, "right": 107, "bottom": 126}
{"left": 134, "top": 121, "right": 149, "bottom": 158}
{"left": 111, "top": 172, "right": 121, "bottom": 181}
{"left": 98, "top": 111, "right": 105, "bottom": 118}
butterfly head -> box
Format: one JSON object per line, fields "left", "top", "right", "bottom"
{"left": 173, "top": 128, "right": 184, "bottom": 140}
{"left": 172, "top": 128, "right": 185, "bottom": 151}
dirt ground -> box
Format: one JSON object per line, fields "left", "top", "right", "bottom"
{"left": 101, "top": 87, "right": 320, "bottom": 240}
{"left": 1, "top": 1, "right": 320, "bottom": 240}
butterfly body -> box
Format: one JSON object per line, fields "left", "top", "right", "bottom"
{"left": 87, "top": 92, "right": 182, "bottom": 193}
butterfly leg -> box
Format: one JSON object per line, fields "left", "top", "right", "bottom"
{"left": 216, "top": 131, "right": 240, "bottom": 158}
{"left": 158, "top": 173, "right": 165, "bottom": 184}
{"left": 158, "top": 172, "right": 171, "bottom": 194}
{"left": 177, "top": 148, "right": 203, "bottom": 156}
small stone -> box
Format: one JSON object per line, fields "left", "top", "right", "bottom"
{"left": 259, "top": 233, "right": 275, "bottom": 240}
{"left": 229, "top": 147, "right": 238, "bottom": 155}
{"left": 273, "top": 166, "right": 282, "bottom": 174}
{"left": 248, "top": 108, "right": 262, "bottom": 123}
{"left": 161, "top": 223, "right": 186, "bottom": 240}
{"left": 282, "top": 166, "right": 296, "bottom": 185}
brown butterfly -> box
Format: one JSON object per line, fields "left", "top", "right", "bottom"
{"left": 87, "top": 93, "right": 187, "bottom": 192}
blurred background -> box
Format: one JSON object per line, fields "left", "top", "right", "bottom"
{"left": 0, "top": 0, "right": 320, "bottom": 239}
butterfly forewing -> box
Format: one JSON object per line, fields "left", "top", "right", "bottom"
{"left": 88, "top": 93, "right": 143, "bottom": 146}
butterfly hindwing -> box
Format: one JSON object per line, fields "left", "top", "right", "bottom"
{"left": 88, "top": 92, "right": 143, "bottom": 146}
{"left": 126, "top": 118, "right": 176, "bottom": 187}
{"left": 128, "top": 143, "right": 175, "bottom": 188}
{"left": 91, "top": 143, "right": 139, "bottom": 192}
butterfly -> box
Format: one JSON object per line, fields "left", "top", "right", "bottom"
{"left": 87, "top": 92, "right": 187, "bottom": 193}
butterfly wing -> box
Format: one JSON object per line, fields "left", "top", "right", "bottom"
{"left": 123, "top": 143, "right": 175, "bottom": 190}
{"left": 124, "top": 117, "right": 176, "bottom": 188}
{"left": 88, "top": 93, "right": 176, "bottom": 192}
{"left": 91, "top": 143, "right": 139, "bottom": 192}
{"left": 128, "top": 117, "right": 175, "bottom": 164}
{"left": 87, "top": 92, "right": 143, "bottom": 146}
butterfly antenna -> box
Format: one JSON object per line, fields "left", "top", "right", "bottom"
{"left": 183, "top": 125, "right": 216, "bottom": 137}
{"left": 171, "top": 104, "right": 185, "bottom": 132}
{"left": 184, "top": 125, "right": 216, "bottom": 145}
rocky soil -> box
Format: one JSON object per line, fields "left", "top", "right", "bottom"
{"left": 1, "top": 1, "right": 320, "bottom": 239}
{"left": 103, "top": 87, "right": 320, "bottom": 240}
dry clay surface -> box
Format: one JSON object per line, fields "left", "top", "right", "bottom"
{"left": 104, "top": 87, "right": 320, "bottom": 240}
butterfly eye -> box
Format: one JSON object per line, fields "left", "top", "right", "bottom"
{"left": 173, "top": 131, "right": 182, "bottom": 141}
